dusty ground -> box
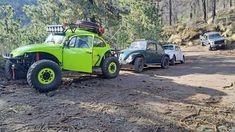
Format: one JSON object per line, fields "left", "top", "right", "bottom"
{"left": 0, "top": 46, "right": 235, "bottom": 132}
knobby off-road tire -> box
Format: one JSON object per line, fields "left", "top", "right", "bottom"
{"left": 161, "top": 56, "right": 170, "bottom": 69}
{"left": 170, "top": 55, "right": 176, "bottom": 66}
{"left": 102, "top": 57, "right": 120, "bottom": 79}
{"left": 27, "top": 60, "right": 61, "bottom": 93}
{"left": 134, "top": 57, "right": 144, "bottom": 73}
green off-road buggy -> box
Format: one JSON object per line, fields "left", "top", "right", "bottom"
{"left": 3, "top": 21, "right": 120, "bottom": 93}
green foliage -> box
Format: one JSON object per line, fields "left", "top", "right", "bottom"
{"left": 0, "top": 0, "right": 162, "bottom": 52}
{"left": 0, "top": 5, "right": 23, "bottom": 52}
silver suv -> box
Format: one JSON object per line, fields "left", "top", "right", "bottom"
{"left": 200, "top": 32, "right": 225, "bottom": 50}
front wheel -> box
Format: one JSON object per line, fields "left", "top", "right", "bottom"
{"left": 134, "top": 57, "right": 144, "bottom": 73}
{"left": 161, "top": 56, "right": 169, "bottom": 69}
{"left": 27, "top": 60, "right": 61, "bottom": 93}
{"left": 170, "top": 55, "right": 176, "bottom": 66}
{"left": 209, "top": 45, "right": 213, "bottom": 51}
{"left": 102, "top": 57, "right": 120, "bottom": 79}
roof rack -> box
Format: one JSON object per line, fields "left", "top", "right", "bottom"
{"left": 47, "top": 20, "right": 105, "bottom": 35}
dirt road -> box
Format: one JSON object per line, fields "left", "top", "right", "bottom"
{"left": 0, "top": 46, "right": 235, "bottom": 132}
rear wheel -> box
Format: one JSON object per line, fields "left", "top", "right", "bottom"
{"left": 27, "top": 60, "right": 61, "bottom": 93}
{"left": 161, "top": 56, "right": 169, "bottom": 69}
{"left": 180, "top": 56, "right": 185, "bottom": 64}
{"left": 102, "top": 57, "right": 120, "bottom": 79}
{"left": 170, "top": 55, "right": 176, "bottom": 66}
{"left": 134, "top": 57, "right": 144, "bottom": 73}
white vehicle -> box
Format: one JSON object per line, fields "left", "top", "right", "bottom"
{"left": 163, "top": 44, "right": 185, "bottom": 65}
{"left": 200, "top": 32, "right": 226, "bottom": 50}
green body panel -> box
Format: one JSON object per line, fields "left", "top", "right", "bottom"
{"left": 9, "top": 29, "right": 112, "bottom": 73}
{"left": 92, "top": 35, "right": 111, "bottom": 66}
{"left": 92, "top": 46, "right": 110, "bottom": 66}
{"left": 63, "top": 47, "right": 93, "bottom": 73}
{"left": 11, "top": 44, "right": 63, "bottom": 63}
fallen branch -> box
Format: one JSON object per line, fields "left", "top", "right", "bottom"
{"left": 223, "top": 83, "right": 234, "bottom": 89}
{"left": 180, "top": 108, "right": 201, "bottom": 122}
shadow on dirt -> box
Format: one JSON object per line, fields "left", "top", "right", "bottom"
{"left": 0, "top": 70, "right": 228, "bottom": 131}
{"left": 139, "top": 54, "right": 235, "bottom": 76}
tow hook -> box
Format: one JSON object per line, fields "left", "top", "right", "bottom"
{"left": 12, "top": 64, "right": 15, "bottom": 80}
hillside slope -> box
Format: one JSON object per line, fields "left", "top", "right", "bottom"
{"left": 0, "top": 0, "right": 36, "bottom": 24}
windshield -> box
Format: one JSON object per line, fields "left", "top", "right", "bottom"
{"left": 163, "top": 45, "right": 174, "bottom": 50}
{"left": 208, "top": 33, "right": 221, "bottom": 39}
{"left": 129, "top": 41, "right": 147, "bottom": 50}
{"left": 45, "top": 34, "right": 65, "bottom": 44}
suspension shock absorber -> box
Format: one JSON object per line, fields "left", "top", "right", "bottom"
{"left": 35, "top": 52, "right": 40, "bottom": 61}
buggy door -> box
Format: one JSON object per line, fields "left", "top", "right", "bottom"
{"left": 63, "top": 35, "right": 93, "bottom": 73}
{"left": 92, "top": 36, "right": 108, "bottom": 67}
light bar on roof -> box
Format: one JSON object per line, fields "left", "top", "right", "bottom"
{"left": 47, "top": 25, "right": 64, "bottom": 33}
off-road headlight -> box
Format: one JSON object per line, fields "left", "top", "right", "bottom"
{"left": 125, "top": 55, "right": 134, "bottom": 63}
{"left": 47, "top": 25, "right": 64, "bottom": 33}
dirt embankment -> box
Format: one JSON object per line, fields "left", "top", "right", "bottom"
{"left": 162, "top": 7, "right": 235, "bottom": 47}
{"left": 0, "top": 46, "right": 235, "bottom": 132}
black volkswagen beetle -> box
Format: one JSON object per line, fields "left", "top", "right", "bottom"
{"left": 119, "top": 40, "right": 170, "bottom": 72}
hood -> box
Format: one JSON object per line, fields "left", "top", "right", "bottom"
{"left": 11, "top": 43, "right": 63, "bottom": 57}
{"left": 119, "top": 48, "right": 144, "bottom": 60}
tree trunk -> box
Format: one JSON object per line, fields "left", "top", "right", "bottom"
{"left": 212, "top": 0, "right": 216, "bottom": 23}
{"left": 169, "top": 0, "right": 172, "bottom": 25}
{"left": 230, "top": 0, "right": 233, "bottom": 7}
{"left": 190, "top": 3, "right": 193, "bottom": 20}
{"left": 202, "top": 0, "right": 207, "bottom": 23}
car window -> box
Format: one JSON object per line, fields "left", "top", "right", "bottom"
{"left": 94, "top": 37, "right": 106, "bottom": 47}
{"left": 69, "top": 37, "right": 77, "bottom": 47}
{"left": 175, "top": 46, "right": 181, "bottom": 51}
{"left": 147, "top": 43, "right": 156, "bottom": 51}
{"left": 69, "top": 36, "right": 92, "bottom": 48}
{"left": 208, "top": 33, "right": 221, "bottom": 39}
{"left": 157, "top": 44, "right": 164, "bottom": 52}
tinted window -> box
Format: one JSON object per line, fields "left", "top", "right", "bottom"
{"left": 157, "top": 44, "right": 164, "bottom": 52}
{"left": 163, "top": 45, "right": 174, "bottom": 50}
{"left": 147, "top": 43, "right": 156, "bottom": 51}
{"left": 94, "top": 37, "right": 106, "bottom": 47}
{"left": 69, "top": 36, "right": 92, "bottom": 48}
{"left": 69, "top": 37, "right": 77, "bottom": 47}
{"left": 129, "top": 41, "right": 147, "bottom": 50}
{"left": 208, "top": 33, "right": 221, "bottom": 39}
{"left": 175, "top": 46, "right": 180, "bottom": 51}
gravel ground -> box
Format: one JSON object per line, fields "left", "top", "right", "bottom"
{"left": 0, "top": 46, "right": 235, "bottom": 132}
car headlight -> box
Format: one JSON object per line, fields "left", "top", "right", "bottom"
{"left": 125, "top": 55, "right": 134, "bottom": 63}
